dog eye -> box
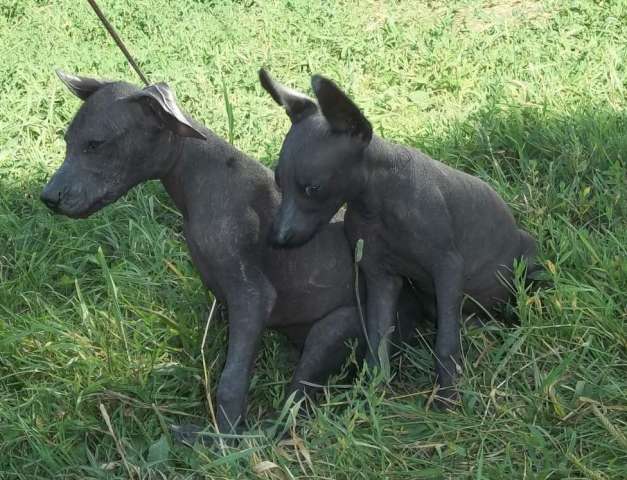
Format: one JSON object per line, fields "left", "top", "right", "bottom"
{"left": 304, "top": 184, "right": 321, "bottom": 197}
{"left": 84, "top": 140, "right": 104, "bottom": 153}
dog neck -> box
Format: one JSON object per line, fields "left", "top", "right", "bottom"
{"left": 159, "top": 127, "right": 272, "bottom": 220}
{"left": 347, "top": 135, "right": 409, "bottom": 215}
{"left": 159, "top": 133, "right": 189, "bottom": 216}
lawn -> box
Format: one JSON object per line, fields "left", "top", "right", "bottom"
{"left": 0, "top": 0, "right": 625, "bottom": 478}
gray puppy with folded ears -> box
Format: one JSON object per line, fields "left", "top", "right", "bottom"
{"left": 260, "top": 68, "right": 538, "bottom": 407}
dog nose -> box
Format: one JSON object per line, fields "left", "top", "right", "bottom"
{"left": 40, "top": 188, "right": 62, "bottom": 211}
{"left": 269, "top": 223, "right": 294, "bottom": 247}
{"left": 275, "top": 230, "right": 293, "bottom": 246}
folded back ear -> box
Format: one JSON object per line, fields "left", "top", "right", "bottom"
{"left": 125, "top": 83, "right": 206, "bottom": 140}
{"left": 56, "top": 69, "right": 112, "bottom": 101}
{"left": 259, "top": 68, "right": 317, "bottom": 123}
{"left": 311, "top": 75, "right": 372, "bottom": 143}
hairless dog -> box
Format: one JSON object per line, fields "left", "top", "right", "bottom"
{"left": 41, "top": 71, "right": 422, "bottom": 439}
{"left": 260, "top": 69, "right": 538, "bottom": 407}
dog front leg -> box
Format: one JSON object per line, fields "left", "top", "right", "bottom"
{"left": 432, "top": 254, "right": 464, "bottom": 407}
{"left": 215, "top": 277, "right": 276, "bottom": 434}
{"left": 287, "top": 306, "right": 362, "bottom": 400}
{"left": 363, "top": 272, "right": 403, "bottom": 369}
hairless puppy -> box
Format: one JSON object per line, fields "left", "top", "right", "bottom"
{"left": 260, "top": 69, "right": 538, "bottom": 407}
{"left": 41, "top": 71, "right": 422, "bottom": 439}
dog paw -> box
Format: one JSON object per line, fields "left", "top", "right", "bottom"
{"left": 429, "top": 388, "right": 460, "bottom": 412}
{"left": 170, "top": 423, "right": 214, "bottom": 447}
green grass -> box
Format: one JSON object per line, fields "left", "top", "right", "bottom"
{"left": 1, "top": 0, "right": 626, "bottom": 478}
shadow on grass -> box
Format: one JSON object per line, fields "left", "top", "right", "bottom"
{"left": 417, "top": 103, "right": 626, "bottom": 232}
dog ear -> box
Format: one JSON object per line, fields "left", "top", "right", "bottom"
{"left": 259, "top": 68, "right": 317, "bottom": 123}
{"left": 126, "top": 83, "right": 206, "bottom": 140}
{"left": 56, "top": 69, "right": 112, "bottom": 101}
{"left": 311, "top": 75, "right": 372, "bottom": 143}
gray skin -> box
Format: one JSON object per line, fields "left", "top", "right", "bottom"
{"left": 259, "top": 69, "right": 538, "bottom": 406}
{"left": 41, "top": 71, "right": 422, "bottom": 438}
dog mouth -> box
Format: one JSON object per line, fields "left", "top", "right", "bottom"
{"left": 54, "top": 195, "right": 115, "bottom": 219}
{"left": 269, "top": 233, "right": 311, "bottom": 249}
{"left": 268, "top": 220, "right": 324, "bottom": 249}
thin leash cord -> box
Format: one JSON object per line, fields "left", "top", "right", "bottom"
{"left": 85, "top": 0, "right": 150, "bottom": 86}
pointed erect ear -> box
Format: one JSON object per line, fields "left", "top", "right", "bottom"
{"left": 311, "top": 75, "right": 372, "bottom": 143}
{"left": 56, "top": 69, "right": 112, "bottom": 101}
{"left": 125, "top": 83, "right": 206, "bottom": 140}
{"left": 259, "top": 68, "right": 317, "bottom": 123}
